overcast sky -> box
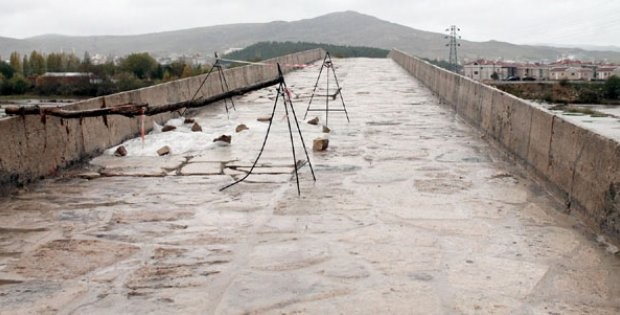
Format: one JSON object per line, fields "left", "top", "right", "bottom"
{"left": 1, "top": 0, "right": 619, "bottom": 47}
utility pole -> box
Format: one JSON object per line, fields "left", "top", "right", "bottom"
{"left": 445, "top": 25, "right": 461, "bottom": 73}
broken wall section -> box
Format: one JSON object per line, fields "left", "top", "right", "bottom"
{"left": 389, "top": 49, "right": 620, "bottom": 240}
{"left": 0, "top": 49, "right": 326, "bottom": 191}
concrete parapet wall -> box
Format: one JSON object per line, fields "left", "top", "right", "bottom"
{"left": 389, "top": 48, "right": 620, "bottom": 239}
{"left": 0, "top": 49, "right": 325, "bottom": 190}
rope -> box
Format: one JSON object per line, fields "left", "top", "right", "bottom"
{"left": 140, "top": 107, "right": 145, "bottom": 145}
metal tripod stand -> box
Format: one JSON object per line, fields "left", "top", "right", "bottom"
{"left": 220, "top": 64, "right": 316, "bottom": 195}
{"left": 190, "top": 52, "right": 236, "bottom": 118}
{"left": 303, "top": 52, "right": 350, "bottom": 126}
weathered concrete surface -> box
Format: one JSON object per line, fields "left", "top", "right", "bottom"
{"left": 0, "top": 49, "right": 325, "bottom": 191}
{"left": 1, "top": 58, "right": 619, "bottom": 314}
{"left": 389, "top": 49, "right": 620, "bottom": 239}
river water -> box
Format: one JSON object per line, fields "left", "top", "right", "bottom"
{"left": 527, "top": 100, "right": 620, "bottom": 142}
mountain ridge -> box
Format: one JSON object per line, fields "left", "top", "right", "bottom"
{"left": 2, "top": 11, "right": 620, "bottom": 63}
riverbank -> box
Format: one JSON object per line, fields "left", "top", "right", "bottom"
{"left": 491, "top": 81, "right": 620, "bottom": 105}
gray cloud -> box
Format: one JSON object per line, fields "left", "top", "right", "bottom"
{"left": 0, "top": 0, "right": 618, "bottom": 47}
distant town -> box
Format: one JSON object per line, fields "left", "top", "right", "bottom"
{"left": 0, "top": 42, "right": 389, "bottom": 97}
{"left": 463, "top": 58, "right": 620, "bottom": 82}
{"left": 1, "top": 41, "right": 619, "bottom": 105}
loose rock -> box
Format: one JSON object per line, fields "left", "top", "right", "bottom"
{"left": 213, "top": 135, "right": 232, "bottom": 144}
{"left": 313, "top": 138, "right": 329, "bottom": 151}
{"left": 235, "top": 124, "right": 249, "bottom": 133}
{"left": 184, "top": 118, "right": 195, "bottom": 124}
{"left": 412, "top": 272, "right": 434, "bottom": 282}
{"left": 114, "top": 145, "right": 128, "bottom": 157}
{"left": 162, "top": 125, "right": 177, "bottom": 132}
{"left": 191, "top": 122, "right": 202, "bottom": 132}
{"left": 157, "top": 146, "right": 171, "bottom": 156}
{"left": 307, "top": 117, "right": 320, "bottom": 125}
{"left": 257, "top": 116, "right": 272, "bottom": 122}
{"left": 597, "top": 235, "right": 620, "bottom": 255}
{"left": 322, "top": 125, "right": 331, "bottom": 133}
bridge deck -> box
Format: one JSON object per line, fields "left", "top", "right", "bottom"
{"left": 1, "top": 58, "right": 619, "bottom": 314}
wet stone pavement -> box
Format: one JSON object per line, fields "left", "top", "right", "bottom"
{"left": 1, "top": 58, "right": 620, "bottom": 314}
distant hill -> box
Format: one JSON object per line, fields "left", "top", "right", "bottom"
{"left": 2, "top": 11, "right": 620, "bottom": 63}
{"left": 533, "top": 43, "right": 620, "bottom": 53}
{"left": 224, "top": 41, "right": 389, "bottom": 61}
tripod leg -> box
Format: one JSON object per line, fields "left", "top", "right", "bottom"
{"left": 184, "top": 62, "right": 218, "bottom": 115}
{"left": 325, "top": 66, "right": 329, "bottom": 127}
{"left": 219, "top": 80, "right": 283, "bottom": 191}
{"left": 282, "top": 88, "right": 301, "bottom": 195}
{"left": 216, "top": 67, "right": 231, "bottom": 118}
{"left": 330, "top": 64, "right": 350, "bottom": 122}
{"left": 304, "top": 54, "right": 328, "bottom": 119}
{"left": 283, "top": 84, "right": 316, "bottom": 182}
{"left": 220, "top": 67, "right": 236, "bottom": 111}
{"left": 190, "top": 63, "right": 217, "bottom": 101}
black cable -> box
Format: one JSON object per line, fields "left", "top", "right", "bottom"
{"left": 219, "top": 76, "right": 284, "bottom": 191}
{"left": 182, "top": 62, "right": 218, "bottom": 116}
{"left": 220, "top": 65, "right": 316, "bottom": 194}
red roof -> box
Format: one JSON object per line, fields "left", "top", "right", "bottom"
{"left": 550, "top": 67, "right": 568, "bottom": 72}
{"left": 464, "top": 59, "right": 517, "bottom": 67}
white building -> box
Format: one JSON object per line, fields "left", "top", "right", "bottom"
{"left": 463, "top": 60, "right": 514, "bottom": 81}
{"left": 464, "top": 58, "right": 615, "bottom": 82}
{"left": 516, "top": 64, "right": 549, "bottom": 80}
{"left": 550, "top": 66, "right": 594, "bottom": 81}
{"left": 596, "top": 66, "right": 619, "bottom": 80}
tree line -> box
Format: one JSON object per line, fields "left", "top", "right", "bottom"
{"left": 423, "top": 58, "right": 463, "bottom": 73}
{"left": 0, "top": 51, "right": 206, "bottom": 97}
{"left": 224, "top": 41, "right": 389, "bottom": 62}
{"left": 492, "top": 76, "right": 620, "bottom": 104}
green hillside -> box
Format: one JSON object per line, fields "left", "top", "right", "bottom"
{"left": 224, "top": 41, "right": 389, "bottom": 61}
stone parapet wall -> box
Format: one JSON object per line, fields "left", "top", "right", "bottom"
{"left": 389, "top": 48, "right": 620, "bottom": 239}
{"left": 0, "top": 49, "right": 325, "bottom": 190}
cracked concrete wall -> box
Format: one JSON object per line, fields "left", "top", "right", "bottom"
{"left": 389, "top": 48, "right": 620, "bottom": 239}
{"left": 0, "top": 48, "right": 325, "bottom": 191}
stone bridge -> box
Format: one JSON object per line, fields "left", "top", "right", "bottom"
{"left": 0, "top": 49, "right": 618, "bottom": 314}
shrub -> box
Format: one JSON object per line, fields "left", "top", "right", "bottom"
{"left": 114, "top": 72, "right": 144, "bottom": 91}
{"left": 604, "top": 75, "right": 620, "bottom": 99}
{"left": 0, "top": 61, "right": 15, "bottom": 80}
{"left": 120, "top": 53, "right": 158, "bottom": 80}
{"left": 8, "top": 73, "right": 31, "bottom": 94}
{"left": 542, "top": 91, "right": 554, "bottom": 103}
{"left": 576, "top": 89, "right": 601, "bottom": 104}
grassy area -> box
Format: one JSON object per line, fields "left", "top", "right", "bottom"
{"left": 224, "top": 41, "right": 389, "bottom": 61}
{"left": 493, "top": 80, "right": 620, "bottom": 105}
{"left": 549, "top": 104, "right": 610, "bottom": 117}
